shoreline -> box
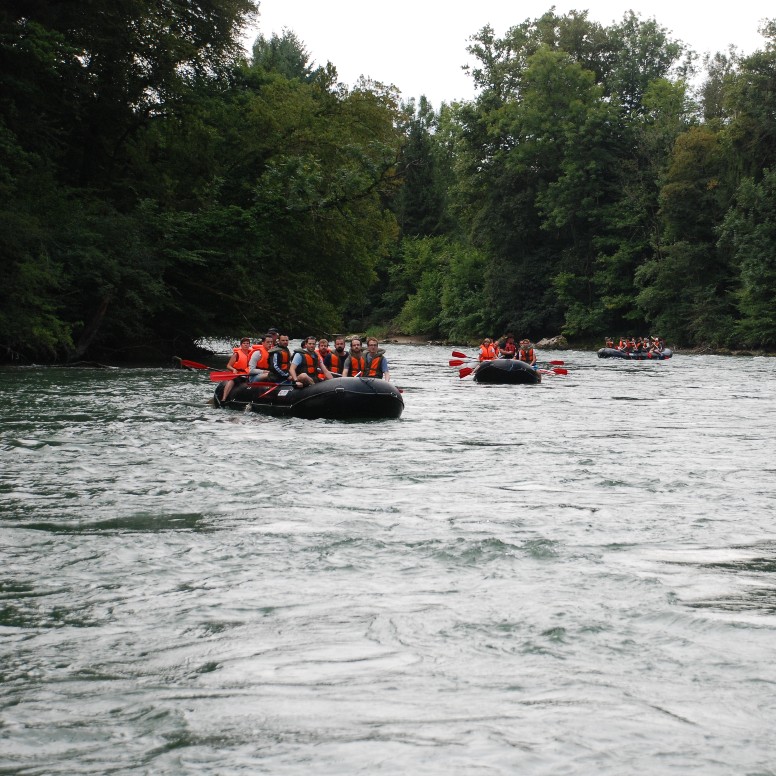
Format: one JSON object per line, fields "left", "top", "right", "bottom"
{"left": 377, "top": 335, "right": 775, "bottom": 357}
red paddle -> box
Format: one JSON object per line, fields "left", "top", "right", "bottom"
{"left": 180, "top": 358, "right": 210, "bottom": 370}
{"left": 209, "top": 371, "right": 248, "bottom": 382}
{"left": 451, "top": 350, "right": 564, "bottom": 366}
{"left": 459, "top": 367, "right": 475, "bottom": 378}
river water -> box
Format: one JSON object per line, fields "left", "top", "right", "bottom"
{"left": 1, "top": 346, "right": 775, "bottom": 775}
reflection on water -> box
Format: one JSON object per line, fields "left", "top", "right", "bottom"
{"left": 1, "top": 349, "right": 776, "bottom": 774}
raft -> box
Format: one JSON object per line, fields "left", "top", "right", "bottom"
{"left": 597, "top": 347, "right": 673, "bottom": 360}
{"left": 213, "top": 377, "right": 404, "bottom": 419}
{"left": 474, "top": 359, "right": 541, "bottom": 385}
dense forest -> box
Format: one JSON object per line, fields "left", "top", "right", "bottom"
{"left": 2, "top": 2, "right": 775, "bottom": 363}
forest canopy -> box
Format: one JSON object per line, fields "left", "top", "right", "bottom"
{"left": 1, "top": 3, "right": 775, "bottom": 362}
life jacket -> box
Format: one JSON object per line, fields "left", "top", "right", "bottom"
{"left": 347, "top": 352, "right": 366, "bottom": 376}
{"left": 518, "top": 347, "right": 535, "bottom": 363}
{"left": 327, "top": 349, "right": 347, "bottom": 375}
{"left": 232, "top": 347, "right": 251, "bottom": 372}
{"left": 501, "top": 342, "right": 516, "bottom": 358}
{"left": 267, "top": 345, "right": 291, "bottom": 380}
{"left": 252, "top": 344, "right": 270, "bottom": 370}
{"left": 479, "top": 344, "right": 496, "bottom": 361}
{"left": 294, "top": 349, "right": 321, "bottom": 381}
{"left": 364, "top": 350, "right": 386, "bottom": 378}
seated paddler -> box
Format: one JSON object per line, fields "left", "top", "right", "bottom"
{"left": 289, "top": 336, "right": 334, "bottom": 388}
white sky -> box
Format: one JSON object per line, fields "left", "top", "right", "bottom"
{"left": 246, "top": 1, "right": 772, "bottom": 106}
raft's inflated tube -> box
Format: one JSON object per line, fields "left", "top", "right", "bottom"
{"left": 473, "top": 359, "right": 541, "bottom": 385}
{"left": 597, "top": 347, "right": 673, "bottom": 360}
{"left": 214, "top": 376, "right": 404, "bottom": 419}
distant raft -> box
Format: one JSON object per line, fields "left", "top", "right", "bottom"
{"left": 213, "top": 376, "right": 404, "bottom": 420}
{"left": 597, "top": 348, "right": 673, "bottom": 360}
{"left": 473, "top": 358, "right": 541, "bottom": 384}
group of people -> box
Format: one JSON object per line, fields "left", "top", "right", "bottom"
{"left": 479, "top": 333, "right": 537, "bottom": 367}
{"left": 605, "top": 336, "right": 666, "bottom": 354}
{"left": 221, "top": 330, "right": 391, "bottom": 402}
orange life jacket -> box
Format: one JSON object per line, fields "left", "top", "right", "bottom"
{"left": 365, "top": 351, "right": 385, "bottom": 378}
{"left": 327, "top": 350, "right": 347, "bottom": 375}
{"left": 267, "top": 346, "right": 291, "bottom": 379}
{"left": 232, "top": 347, "right": 251, "bottom": 372}
{"left": 295, "top": 350, "right": 321, "bottom": 380}
{"left": 348, "top": 353, "right": 366, "bottom": 376}
{"left": 479, "top": 344, "right": 496, "bottom": 361}
{"left": 518, "top": 347, "right": 535, "bottom": 363}
{"left": 252, "top": 345, "right": 270, "bottom": 370}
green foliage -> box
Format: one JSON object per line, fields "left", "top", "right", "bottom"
{"left": 719, "top": 171, "right": 776, "bottom": 346}
{"left": 387, "top": 237, "right": 487, "bottom": 340}
{"left": 0, "top": 2, "right": 404, "bottom": 360}
{"left": 2, "top": 3, "right": 776, "bottom": 359}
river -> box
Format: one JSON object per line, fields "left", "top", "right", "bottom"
{"left": 1, "top": 346, "right": 775, "bottom": 774}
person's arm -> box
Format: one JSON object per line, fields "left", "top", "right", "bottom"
{"left": 289, "top": 353, "right": 302, "bottom": 381}
{"left": 318, "top": 355, "right": 333, "bottom": 380}
{"left": 381, "top": 357, "right": 390, "bottom": 382}
{"left": 272, "top": 352, "right": 291, "bottom": 380}
{"left": 226, "top": 352, "right": 238, "bottom": 372}
{"left": 341, "top": 357, "right": 351, "bottom": 377}
{"left": 248, "top": 350, "right": 261, "bottom": 374}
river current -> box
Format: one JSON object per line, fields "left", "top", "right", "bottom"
{"left": 1, "top": 345, "right": 775, "bottom": 775}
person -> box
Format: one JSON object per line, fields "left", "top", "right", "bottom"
{"left": 605, "top": 337, "right": 614, "bottom": 348}
{"left": 316, "top": 338, "right": 330, "bottom": 365}
{"left": 498, "top": 333, "right": 516, "bottom": 359}
{"left": 325, "top": 336, "right": 348, "bottom": 376}
{"left": 518, "top": 338, "right": 537, "bottom": 368}
{"left": 290, "top": 336, "right": 333, "bottom": 387}
{"left": 266, "top": 333, "right": 293, "bottom": 383}
{"left": 479, "top": 338, "right": 497, "bottom": 361}
{"left": 342, "top": 337, "right": 366, "bottom": 377}
{"left": 248, "top": 333, "right": 273, "bottom": 382}
{"left": 221, "top": 336, "right": 252, "bottom": 402}
{"left": 363, "top": 337, "right": 390, "bottom": 381}
{"left": 267, "top": 328, "right": 279, "bottom": 347}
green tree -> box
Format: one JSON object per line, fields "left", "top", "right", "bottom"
{"left": 718, "top": 170, "right": 776, "bottom": 346}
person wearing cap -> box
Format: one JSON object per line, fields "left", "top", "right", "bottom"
{"left": 518, "top": 339, "right": 536, "bottom": 368}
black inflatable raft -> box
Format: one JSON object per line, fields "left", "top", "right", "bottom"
{"left": 474, "top": 359, "right": 541, "bottom": 384}
{"left": 597, "top": 348, "right": 673, "bottom": 360}
{"left": 214, "top": 377, "right": 404, "bottom": 419}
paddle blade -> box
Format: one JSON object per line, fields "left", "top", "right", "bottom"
{"left": 448, "top": 359, "right": 466, "bottom": 366}
{"left": 209, "top": 371, "right": 246, "bottom": 382}
{"left": 459, "top": 367, "right": 475, "bottom": 378}
{"left": 179, "top": 358, "right": 210, "bottom": 370}
{"left": 451, "top": 350, "right": 470, "bottom": 359}
{"left": 549, "top": 360, "right": 565, "bottom": 365}
{"left": 552, "top": 368, "right": 568, "bottom": 375}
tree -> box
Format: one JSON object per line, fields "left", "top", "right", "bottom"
{"left": 718, "top": 170, "right": 776, "bottom": 346}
